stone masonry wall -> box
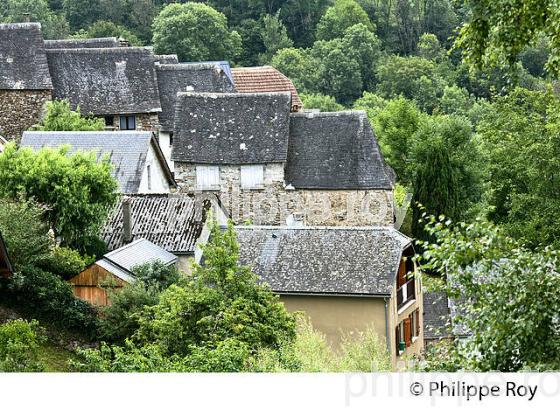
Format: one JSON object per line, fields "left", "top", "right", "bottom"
{"left": 0, "top": 89, "right": 51, "bottom": 143}
{"left": 175, "top": 162, "right": 394, "bottom": 226}
{"left": 108, "top": 113, "right": 159, "bottom": 131}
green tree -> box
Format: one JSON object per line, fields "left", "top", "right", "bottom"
{"left": 454, "top": 0, "right": 560, "bottom": 76}
{"left": 376, "top": 55, "right": 448, "bottom": 113}
{"left": 259, "top": 12, "right": 293, "bottom": 64}
{"left": 417, "top": 33, "right": 442, "bottom": 61}
{"left": 300, "top": 93, "right": 344, "bottom": 112}
{"left": 73, "top": 20, "right": 143, "bottom": 46}
{"left": 477, "top": 87, "right": 560, "bottom": 248}
{"left": 2, "top": 0, "right": 70, "bottom": 39}
{"left": 134, "top": 221, "right": 296, "bottom": 357}
{"left": 341, "top": 23, "right": 382, "bottom": 90}
{"left": 271, "top": 47, "right": 316, "bottom": 93}
{"left": 0, "top": 143, "right": 118, "bottom": 249}
{"left": 418, "top": 217, "right": 560, "bottom": 371}
{"left": 315, "top": 0, "right": 374, "bottom": 41}
{"left": 62, "top": 0, "right": 101, "bottom": 30}
{"left": 436, "top": 85, "right": 474, "bottom": 118}
{"left": 152, "top": 2, "right": 242, "bottom": 63}
{"left": 34, "top": 100, "right": 105, "bottom": 131}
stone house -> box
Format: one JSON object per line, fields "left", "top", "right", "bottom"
{"left": 101, "top": 193, "right": 228, "bottom": 272}
{"left": 155, "top": 63, "right": 235, "bottom": 172}
{"left": 21, "top": 131, "right": 175, "bottom": 194}
{"left": 172, "top": 91, "right": 293, "bottom": 224}
{"left": 232, "top": 66, "right": 303, "bottom": 112}
{"left": 0, "top": 23, "right": 52, "bottom": 143}
{"left": 46, "top": 47, "right": 162, "bottom": 131}
{"left": 68, "top": 238, "right": 178, "bottom": 306}
{"left": 172, "top": 91, "right": 395, "bottom": 226}
{"left": 234, "top": 225, "right": 423, "bottom": 366}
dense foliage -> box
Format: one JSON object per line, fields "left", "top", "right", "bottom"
{"left": 418, "top": 217, "right": 560, "bottom": 371}
{"left": 0, "top": 319, "right": 45, "bottom": 372}
{"left": 35, "top": 100, "right": 105, "bottom": 131}
{"left": 0, "top": 143, "right": 118, "bottom": 250}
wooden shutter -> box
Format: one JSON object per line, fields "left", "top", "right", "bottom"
{"left": 404, "top": 318, "right": 412, "bottom": 347}
{"left": 196, "top": 166, "right": 220, "bottom": 190}
{"left": 240, "top": 165, "right": 264, "bottom": 189}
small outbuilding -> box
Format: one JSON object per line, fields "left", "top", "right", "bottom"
{"left": 68, "top": 238, "right": 177, "bottom": 306}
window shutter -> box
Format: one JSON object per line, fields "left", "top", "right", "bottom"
{"left": 415, "top": 309, "right": 420, "bottom": 336}
{"left": 404, "top": 318, "right": 412, "bottom": 347}
{"left": 196, "top": 166, "right": 220, "bottom": 190}
{"left": 240, "top": 165, "right": 264, "bottom": 189}
{"left": 397, "top": 258, "right": 406, "bottom": 288}
{"left": 395, "top": 326, "right": 400, "bottom": 355}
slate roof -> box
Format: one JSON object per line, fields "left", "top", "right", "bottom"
{"left": 286, "top": 111, "right": 395, "bottom": 190}
{"left": 0, "top": 23, "right": 52, "bottom": 90}
{"left": 232, "top": 66, "right": 302, "bottom": 111}
{"left": 102, "top": 194, "right": 205, "bottom": 254}
{"left": 46, "top": 47, "right": 161, "bottom": 115}
{"left": 154, "top": 55, "right": 179, "bottom": 64}
{"left": 423, "top": 291, "right": 453, "bottom": 340}
{"left": 97, "top": 238, "right": 178, "bottom": 283}
{"left": 172, "top": 92, "right": 291, "bottom": 164}
{"left": 156, "top": 64, "right": 235, "bottom": 132}
{"left": 21, "top": 131, "right": 175, "bottom": 193}
{"left": 44, "top": 37, "right": 120, "bottom": 49}
{"left": 235, "top": 226, "right": 412, "bottom": 296}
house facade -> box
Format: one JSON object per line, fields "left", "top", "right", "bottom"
{"left": 0, "top": 23, "right": 52, "bottom": 143}
{"left": 46, "top": 47, "right": 162, "bottom": 131}
{"left": 234, "top": 226, "right": 423, "bottom": 366}
{"left": 172, "top": 92, "right": 395, "bottom": 226}
{"left": 21, "top": 131, "right": 175, "bottom": 194}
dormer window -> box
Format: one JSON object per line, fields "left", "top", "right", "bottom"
{"left": 240, "top": 165, "right": 264, "bottom": 190}
{"left": 196, "top": 166, "right": 220, "bottom": 190}
{"left": 120, "top": 115, "right": 136, "bottom": 130}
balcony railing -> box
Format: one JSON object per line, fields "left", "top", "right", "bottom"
{"left": 397, "top": 278, "right": 415, "bottom": 309}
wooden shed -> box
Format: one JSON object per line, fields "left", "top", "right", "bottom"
{"left": 68, "top": 238, "right": 178, "bottom": 306}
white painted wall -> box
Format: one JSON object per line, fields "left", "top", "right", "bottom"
{"left": 159, "top": 131, "right": 174, "bottom": 172}
{"left": 138, "top": 143, "right": 172, "bottom": 194}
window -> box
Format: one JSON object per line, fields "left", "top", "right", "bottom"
{"left": 240, "top": 165, "right": 264, "bottom": 189}
{"left": 196, "top": 166, "right": 220, "bottom": 190}
{"left": 104, "top": 116, "right": 114, "bottom": 127}
{"left": 410, "top": 309, "right": 420, "bottom": 339}
{"left": 169, "top": 132, "right": 174, "bottom": 146}
{"left": 147, "top": 164, "right": 152, "bottom": 191}
{"left": 119, "top": 115, "right": 136, "bottom": 130}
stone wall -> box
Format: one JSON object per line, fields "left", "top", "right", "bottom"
{"left": 108, "top": 113, "right": 159, "bottom": 131}
{"left": 175, "top": 162, "right": 394, "bottom": 226}
{"left": 0, "top": 89, "right": 51, "bottom": 143}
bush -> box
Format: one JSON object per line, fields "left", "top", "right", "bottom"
{"left": 39, "top": 246, "right": 89, "bottom": 280}
{"left": 132, "top": 261, "right": 181, "bottom": 292}
{"left": 0, "top": 319, "right": 45, "bottom": 372}
{"left": 34, "top": 100, "right": 104, "bottom": 131}
{"left": 6, "top": 266, "right": 99, "bottom": 338}
{"left": 300, "top": 93, "right": 344, "bottom": 112}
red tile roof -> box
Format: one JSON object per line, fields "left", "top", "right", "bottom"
{"left": 232, "top": 66, "right": 303, "bottom": 111}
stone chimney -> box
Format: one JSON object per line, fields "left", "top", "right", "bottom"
{"left": 122, "top": 197, "right": 133, "bottom": 244}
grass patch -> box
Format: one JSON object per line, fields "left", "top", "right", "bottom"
{"left": 39, "top": 342, "right": 79, "bottom": 372}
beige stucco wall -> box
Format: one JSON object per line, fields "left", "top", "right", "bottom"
{"left": 175, "top": 162, "right": 394, "bottom": 226}
{"left": 280, "top": 295, "right": 389, "bottom": 350}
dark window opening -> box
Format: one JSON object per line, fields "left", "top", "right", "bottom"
{"left": 104, "top": 116, "right": 114, "bottom": 127}
{"left": 120, "top": 115, "right": 136, "bottom": 130}
{"left": 169, "top": 132, "right": 174, "bottom": 146}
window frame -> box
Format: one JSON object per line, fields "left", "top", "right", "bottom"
{"left": 119, "top": 115, "right": 136, "bottom": 130}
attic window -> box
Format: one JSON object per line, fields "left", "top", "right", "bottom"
{"left": 240, "top": 165, "right": 264, "bottom": 190}
{"left": 120, "top": 115, "right": 136, "bottom": 130}
{"left": 196, "top": 166, "right": 220, "bottom": 190}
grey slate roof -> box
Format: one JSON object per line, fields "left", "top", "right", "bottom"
{"left": 44, "top": 37, "right": 120, "bottom": 49}
{"left": 155, "top": 55, "right": 179, "bottom": 64}
{"left": 97, "top": 238, "right": 178, "bottom": 283}
{"left": 0, "top": 23, "right": 52, "bottom": 90}
{"left": 102, "top": 194, "right": 204, "bottom": 254}
{"left": 46, "top": 47, "right": 161, "bottom": 115}
{"left": 156, "top": 64, "right": 235, "bottom": 132}
{"left": 235, "top": 226, "right": 412, "bottom": 296}
{"left": 286, "top": 111, "right": 395, "bottom": 190}
{"left": 21, "top": 131, "right": 174, "bottom": 193}
{"left": 172, "top": 92, "right": 291, "bottom": 164}
{"left": 423, "top": 291, "right": 453, "bottom": 340}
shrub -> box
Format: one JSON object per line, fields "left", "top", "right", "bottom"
{"left": 39, "top": 246, "right": 89, "bottom": 280}
{"left": 132, "top": 260, "right": 181, "bottom": 292}
{"left": 34, "top": 100, "right": 104, "bottom": 131}
{"left": 0, "top": 319, "right": 45, "bottom": 372}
